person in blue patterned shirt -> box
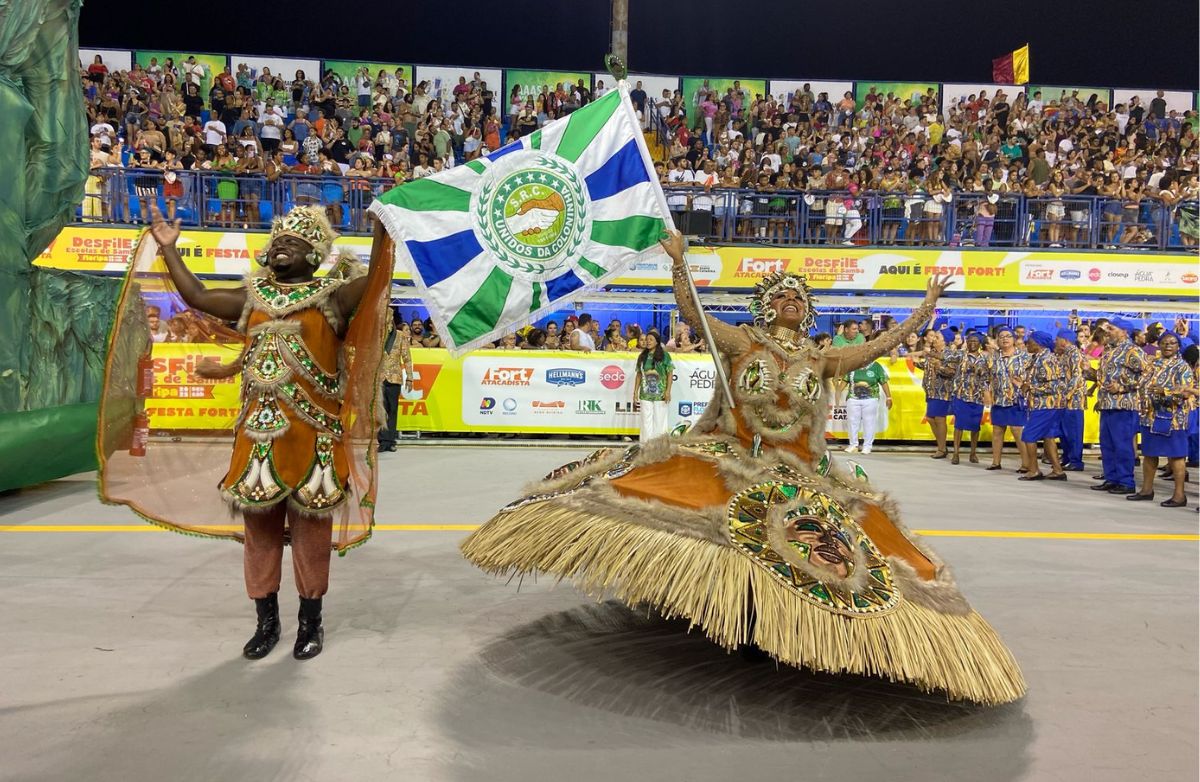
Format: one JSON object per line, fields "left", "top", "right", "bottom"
{"left": 1128, "top": 331, "right": 1196, "bottom": 508}
{"left": 919, "top": 328, "right": 957, "bottom": 459}
{"left": 1054, "top": 329, "right": 1089, "bottom": 472}
{"left": 1018, "top": 331, "right": 1067, "bottom": 481}
{"left": 984, "top": 326, "right": 1029, "bottom": 471}
{"left": 950, "top": 330, "right": 988, "bottom": 464}
{"left": 1085, "top": 317, "right": 1148, "bottom": 495}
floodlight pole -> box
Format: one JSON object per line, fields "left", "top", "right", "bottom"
{"left": 611, "top": 0, "right": 628, "bottom": 63}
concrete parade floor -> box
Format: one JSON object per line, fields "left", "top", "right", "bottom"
{"left": 0, "top": 445, "right": 1196, "bottom": 782}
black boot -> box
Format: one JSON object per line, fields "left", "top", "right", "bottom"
{"left": 294, "top": 596, "right": 324, "bottom": 660}
{"left": 243, "top": 593, "right": 281, "bottom": 660}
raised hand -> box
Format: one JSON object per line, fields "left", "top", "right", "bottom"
{"left": 148, "top": 202, "right": 181, "bottom": 248}
{"left": 924, "top": 272, "right": 956, "bottom": 303}
{"left": 658, "top": 228, "right": 686, "bottom": 261}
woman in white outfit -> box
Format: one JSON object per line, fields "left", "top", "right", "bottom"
{"left": 844, "top": 359, "right": 892, "bottom": 454}
{"left": 633, "top": 332, "right": 674, "bottom": 441}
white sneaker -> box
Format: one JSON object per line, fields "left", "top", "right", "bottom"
{"left": 845, "top": 445, "right": 858, "bottom": 453}
{"left": 862, "top": 445, "right": 872, "bottom": 454}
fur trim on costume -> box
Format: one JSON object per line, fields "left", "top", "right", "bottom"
{"left": 248, "top": 319, "right": 304, "bottom": 337}
{"left": 196, "top": 352, "right": 245, "bottom": 380}
{"left": 462, "top": 501, "right": 1025, "bottom": 705}
{"left": 555, "top": 482, "right": 728, "bottom": 545}
{"left": 888, "top": 556, "right": 971, "bottom": 615}
{"left": 522, "top": 447, "right": 630, "bottom": 496}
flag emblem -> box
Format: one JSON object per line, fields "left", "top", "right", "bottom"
{"left": 474, "top": 150, "right": 590, "bottom": 280}
{"left": 370, "top": 87, "right": 672, "bottom": 354}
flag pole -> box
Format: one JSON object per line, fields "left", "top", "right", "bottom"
{"left": 607, "top": 55, "right": 736, "bottom": 411}
{"left": 679, "top": 235, "right": 737, "bottom": 410}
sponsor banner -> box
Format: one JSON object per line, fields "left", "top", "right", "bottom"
{"left": 35, "top": 226, "right": 400, "bottom": 279}
{"left": 146, "top": 344, "right": 1103, "bottom": 442}
{"left": 145, "top": 342, "right": 243, "bottom": 430}
{"left": 607, "top": 246, "right": 1198, "bottom": 296}
{"left": 1017, "top": 259, "right": 1198, "bottom": 290}
{"left": 389, "top": 349, "right": 1104, "bottom": 442}
{"left": 38, "top": 227, "right": 1196, "bottom": 297}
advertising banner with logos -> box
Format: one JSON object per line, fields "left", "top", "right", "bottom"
{"left": 384, "top": 349, "right": 1102, "bottom": 443}
{"left": 142, "top": 343, "right": 1101, "bottom": 443}
{"left": 607, "top": 246, "right": 1197, "bottom": 296}
{"left": 38, "top": 228, "right": 1197, "bottom": 298}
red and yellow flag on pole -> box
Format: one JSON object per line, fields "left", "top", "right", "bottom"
{"left": 992, "top": 44, "right": 1030, "bottom": 85}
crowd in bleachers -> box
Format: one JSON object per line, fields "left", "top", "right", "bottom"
{"left": 83, "top": 55, "right": 498, "bottom": 232}
{"left": 654, "top": 84, "right": 1199, "bottom": 248}
{"left": 81, "top": 54, "right": 1199, "bottom": 249}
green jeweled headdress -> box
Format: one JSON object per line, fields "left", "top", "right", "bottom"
{"left": 269, "top": 206, "right": 337, "bottom": 260}
{"left": 750, "top": 271, "right": 817, "bottom": 332}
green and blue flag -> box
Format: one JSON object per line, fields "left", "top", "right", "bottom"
{"left": 369, "top": 86, "right": 672, "bottom": 354}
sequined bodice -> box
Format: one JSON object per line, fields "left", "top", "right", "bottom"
{"left": 727, "top": 329, "right": 826, "bottom": 450}
{"left": 236, "top": 276, "right": 346, "bottom": 443}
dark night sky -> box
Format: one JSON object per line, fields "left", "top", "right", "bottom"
{"left": 80, "top": 0, "right": 1199, "bottom": 90}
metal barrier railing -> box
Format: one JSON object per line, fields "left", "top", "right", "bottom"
{"left": 660, "top": 187, "right": 1196, "bottom": 251}
{"left": 79, "top": 168, "right": 1198, "bottom": 252}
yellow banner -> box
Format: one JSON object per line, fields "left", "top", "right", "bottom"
{"left": 145, "top": 341, "right": 243, "bottom": 430}
{"left": 39, "top": 225, "right": 1195, "bottom": 296}
{"left": 145, "top": 343, "right": 1101, "bottom": 443}
{"left": 37, "top": 226, "right": 390, "bottom": 279}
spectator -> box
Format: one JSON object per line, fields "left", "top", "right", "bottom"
{"left": 569, "top": 314, "right": 598, "bottom": 352}
{"left": 75, "top": 58, "right": 1199, "bottom": 254}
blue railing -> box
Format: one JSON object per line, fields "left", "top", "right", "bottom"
{"left": 81, "top": 167, "right": 398, "bottom": 233}
{"left": 663, "top": 187, "right": 1197, "bottom": 251}
{"left": 80, "top": 167, "right": 1198, "bottom": 252}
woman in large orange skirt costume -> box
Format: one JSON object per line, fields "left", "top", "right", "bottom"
{"left": 462, "top": 232, "right": 1025, "bottom": 704}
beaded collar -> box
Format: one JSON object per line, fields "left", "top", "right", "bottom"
{"left": 767, "top": 325, "right": 807, "bottom": 352}
{"left": 250, "top": 275, "right": 339, "bottom": 313}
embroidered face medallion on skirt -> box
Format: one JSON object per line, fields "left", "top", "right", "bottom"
{"left": 727, "top": 483, "right": 899, "bottom": 615}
